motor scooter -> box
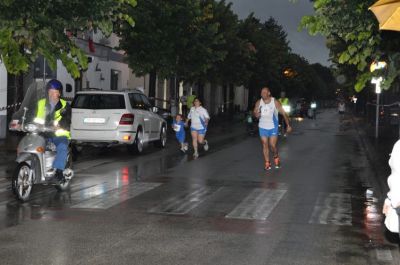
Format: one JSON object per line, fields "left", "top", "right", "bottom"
{"left": 9, "top": 82, "right": 73, "bottom": 202}
{"left": 308, "top": 102, "right": 317, "bottom": 119}
{"left": 11, "top": 107, "right": 74, "bottom": 202}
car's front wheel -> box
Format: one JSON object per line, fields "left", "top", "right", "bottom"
{"left": 155, "top": 125, "right": 167, "bottom": 148}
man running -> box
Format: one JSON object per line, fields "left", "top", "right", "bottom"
{"left": 254, "top": 87, "right": 292, "bottom": 170}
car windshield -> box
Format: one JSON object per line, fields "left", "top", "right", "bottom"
{"left": 72, "top": 94, "right": 126, "bottom": 109}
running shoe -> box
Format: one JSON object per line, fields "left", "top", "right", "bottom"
{"left": 274, "top": 156, "right": 281, "bottom": 169}
{"left": 180, "top": 147, "right": 186, "bottom": 153}
{"left": 264, "top": 161, "right": 272, "bottom": 171}
{"left": 203, "top": 140, "right": 209, "bottom": 151}
{"left": 193, "top": 151, "right": 199, "bottom": 159}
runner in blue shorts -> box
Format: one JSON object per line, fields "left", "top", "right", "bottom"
{"left": 254, "top": 87, "right": 292, "bottom": 170}
{"left": 186, "top": 97, "right": 210, "bottom": 159}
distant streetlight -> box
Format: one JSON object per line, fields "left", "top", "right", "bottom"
{"left": 370, "top": 61, "right": 387, "bottom": 138}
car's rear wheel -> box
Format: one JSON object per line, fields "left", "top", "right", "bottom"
{"left": 128, "top": 128, "right": 144, "bottom": 154}
{"left": 155, "top": 125, "right": 167, "bottom": 148}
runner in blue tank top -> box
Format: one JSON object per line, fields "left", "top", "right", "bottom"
{"left": 253, "top": 87, "right": 292, "bottom": 170}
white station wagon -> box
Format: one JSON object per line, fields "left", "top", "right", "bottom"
{"left": 70, "top": 89, "right": 167, "bottom": 154}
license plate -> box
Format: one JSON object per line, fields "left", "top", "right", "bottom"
{"left": 83, "top": 117, "right": 106, "bottom": 124}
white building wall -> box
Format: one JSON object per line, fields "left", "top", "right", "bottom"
{"left": 128, "top": 73, "right": 148, "bottom": 95}
{"left": 82, "top": 58, "right": 130, "bottom": 90}
{"left": 0, "top": 62, "right": 7, "bottom": 138}
{"left": 57, "top": 60, "right": 75, "bottom": 99}
{"left": 56, "top": 56, "right": 144, "bottom": 97}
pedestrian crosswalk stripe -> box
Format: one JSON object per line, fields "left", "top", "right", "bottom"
{"left": 71, "top": 182, "right": 161, "bottom": 209}
{"left": 148, "top": 187, "right": 220, "bottom": 215}
{"left": 225, "top": 188, "right": 287, "bottom": 221}
{"left": 376, "top": 249, "right": 393, "bottom": 261}
{"left": 308, "top": 192, "right": 352, "bottom": 226}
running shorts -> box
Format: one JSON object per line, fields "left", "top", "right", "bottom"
{"left": 259, "top": 127, "right": 278, "bottom": 137}
{"left": 191, "top": 127, "right": 207, "bottom": 135}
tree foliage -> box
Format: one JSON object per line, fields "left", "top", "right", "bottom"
{"left": 120, "top": 0, "right": 225, "bottom": 82}
{"left": 0, "top": 0, "right": 136, "bottom": 78}
{"left": 120, "top": 0, "right": 336, "bottom": 102}
{"left": 301, "top": 0, "right": 400, "bottom": 92}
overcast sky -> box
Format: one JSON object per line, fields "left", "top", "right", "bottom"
{"left": 227, "top": 0, "right": 330, "bottom": 66}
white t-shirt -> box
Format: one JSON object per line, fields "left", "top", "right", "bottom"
{"left": 387, "top": 140, "right": 400, "bottom": 208}
{"left": 188, "top": 106, "right": 210, "bottom": 130}
{"left": 258, "top": 97, "right": 278, "bottom": 130}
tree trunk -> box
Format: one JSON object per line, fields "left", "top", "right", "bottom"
{"left": 149, "top": 70, "right": 157, "bottom": 100}
{"left": 197, "top": 81, "right": 204, "bottom": 101}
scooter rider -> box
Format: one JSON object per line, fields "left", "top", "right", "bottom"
{"left": 33, "top": 79, "right": 71, "bottom": 180}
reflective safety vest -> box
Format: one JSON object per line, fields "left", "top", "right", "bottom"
{"left": 34, "top": 98, "right": 71, "bottom": 139}
{"left": 279, "top": 97, "right": 289, "bottom": 106}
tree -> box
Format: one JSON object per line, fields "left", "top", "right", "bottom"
{"left": 300, "top": 0, "right": 400, "bottom": 93}
{"left": 198, "top": 0, "right": 254, "bottom": 86}
{"left": 120, "top": 0, "right": 225, "bottom": 98}
{"left": 239, "top": 15, "right": 291, "bottom": 105}
{"left": 0, "top": 0, "right": 136, "bottom": 78}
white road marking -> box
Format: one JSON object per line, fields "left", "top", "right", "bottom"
{"left": 149, "top": 187, "right": 220, "bottom": 215}
{"left": 72, "top": 182, "right": 161, "bottom": 209}
{"left": 309, "top": 192, "right": 352, "bottom": 226}
{"left": 376, "top": 249, "right": 393, "bottom": 261}
{"left": 225, "top": 188, "right": 287, "bottom": 221}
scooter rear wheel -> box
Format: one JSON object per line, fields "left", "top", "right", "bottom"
{"left": 12, "top": 162, "right": 33, "bottom": 202}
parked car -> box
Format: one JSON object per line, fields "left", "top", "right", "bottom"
{"left": 70, "top": 89, "right": 167, "bottom": 154}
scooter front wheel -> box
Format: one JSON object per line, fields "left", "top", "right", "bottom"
{"left": 12, "top": 162, "right": 33, "bottom": 202}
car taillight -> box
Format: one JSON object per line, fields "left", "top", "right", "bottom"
{"left": 119, "top": 113, "right": 134, "bottom": 125}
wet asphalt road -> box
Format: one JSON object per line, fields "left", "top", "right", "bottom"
{"left": 0, "top": 110, "right": 399, "bottom": 265}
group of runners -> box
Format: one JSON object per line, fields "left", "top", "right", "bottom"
{"left": 173, "top": 95, "right": 210, "bottom": 159}
{"left": 173, "top": 86, "right": 292, "bottom": 170}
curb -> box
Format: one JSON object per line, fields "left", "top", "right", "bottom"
{"left": 351, "top": 114, "right": 389, "bottom": 200}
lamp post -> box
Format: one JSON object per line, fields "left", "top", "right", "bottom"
{"left": 370, "top": 61, "right": 386, "bottom": 139}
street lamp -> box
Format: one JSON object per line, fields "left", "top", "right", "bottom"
{"left": 370, "top": 61, "right": 387, "bottom": 139}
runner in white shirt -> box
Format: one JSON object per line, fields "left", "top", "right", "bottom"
{"left": 186, "top": 97, "right": 210, "bottom": 158}
{"left": 254, "top": 87, "right": 292, "bottom": 170}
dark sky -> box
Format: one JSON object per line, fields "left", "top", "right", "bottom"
{"left": 228, "top": 0, "right": 330, "bottom": 66}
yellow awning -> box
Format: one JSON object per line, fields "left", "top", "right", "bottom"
{"left": 369, "top": 0, "right": 400, "bottom": 31}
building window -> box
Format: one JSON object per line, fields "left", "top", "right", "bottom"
{"left": 66, "top": 83, "right": 73, "bottom": 93}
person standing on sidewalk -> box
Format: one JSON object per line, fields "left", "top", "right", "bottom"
{"left": 186, "top": 97, "right": 209, "bottom": 159}
{"left": 254, "top": 87, "right": 292, "bottom": 170}
{"left": 382, "top": 140, "right": 400, "bottom": 234}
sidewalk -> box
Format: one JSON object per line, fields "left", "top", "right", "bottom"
{"left": 351, "top": 113, "right": 398, "bottom": 199}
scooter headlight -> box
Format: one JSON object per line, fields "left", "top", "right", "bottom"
{"left": 24, "top": 123, "right": 38, "bottom": 132}
{"left": 283, "top": 105, "right": 291, "bottom": 113}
